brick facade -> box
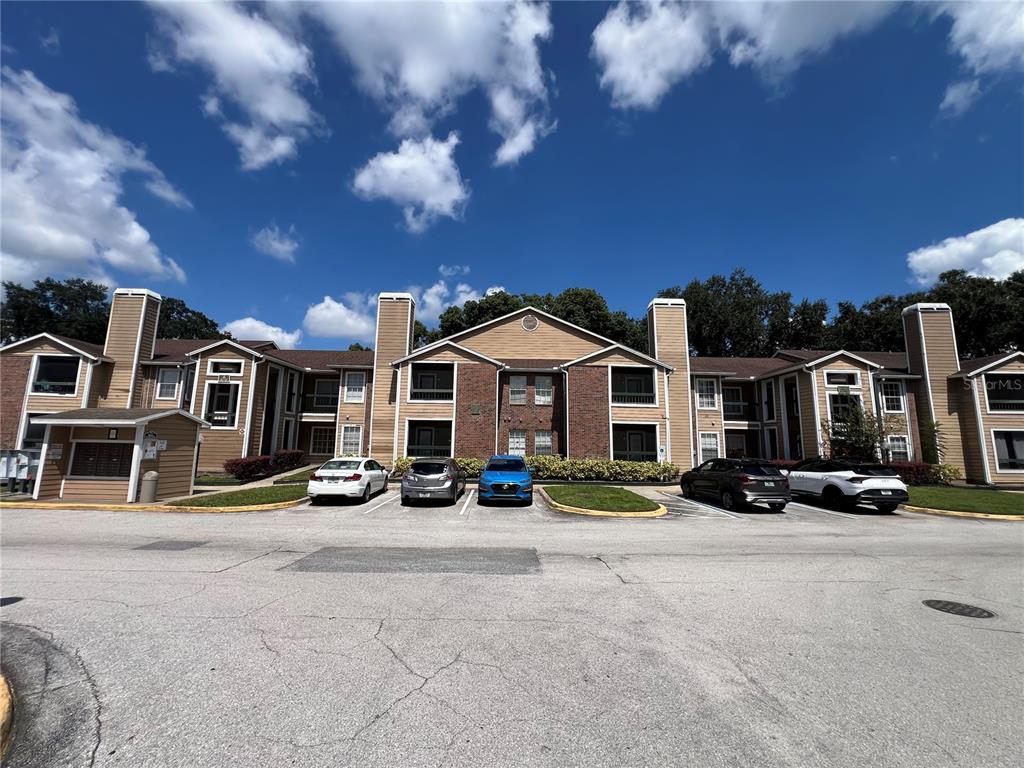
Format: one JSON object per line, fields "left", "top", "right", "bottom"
{"left": 0, "top": 355, "right": 31, "bottom": 448}
{"left": 496, "top": 371, "right": 565, "bottom": 456}
{"left": 566, "top": 366, "right": 609, "bottom": 459}
{"left": 454, "top": 363, "right": 498, "bottom": 459}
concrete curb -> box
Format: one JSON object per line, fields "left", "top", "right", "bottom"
{"left": 539, "top": 487, "right": 666, "bottom": 518}
{"left": 902, "top": 504, "right": 1024, "bottom": 521}
{"left": 0, "top": 671, "right": 13, "bottom": 758}
{"left": 0, "top": 498, "right": 306, "bottom": 513}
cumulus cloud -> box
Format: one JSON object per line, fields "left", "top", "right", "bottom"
{"left": 0, "top": 67, "right": 189, "bottom": 286}
{"left": 352, "top": 132, "right": 469, "bottom": 233}
{"left": 410, "top": 280, "right": 506, "bottom": 324}
{"left": 303, "top": 295, "right": 376, "bottom": 341}
{"left": 940, "top": 1, "right": 1024, "bottom": 76}
{"left": 222, "top": 316, "right": 302, "bottom": 349}
{"left": 147, "top": 0, "right": 321, "bottom": 170}
{"left": 939, "top": 79, "right": 981, "bottom": 116}
{"left": 310, "top": 1, "right": 554, "bottom": 165}
{"left": 439, "top": 264, "right": 470, "bottom": 277}
{"left": 251, "top": 222, "right": 299, "bottom": 263}
{"left": 907, "top": 218, "right": 1024, "bottom": 286}
{"left": 39, "top": 28, "right": 60, "bottom": 55}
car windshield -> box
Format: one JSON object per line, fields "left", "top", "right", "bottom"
{"left": 321, "top": 460, "right": 361, "bottom": 471}
{"left": 739, "top": 464, "right": 783, "bottom": 476}
{"left": 410, "top": 462, "right": 448, "bottom": 475}
{"left": 486, "top": 459, "right": 526, "bottom": 472}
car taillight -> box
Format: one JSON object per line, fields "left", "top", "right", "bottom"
{"left": 847, "top": 476, "right": 868, "bottom": 484}
{"left": 310, "top": 473, "right": 322, "bottom": 481}
{"left": 738, "top": 474, "right": 755, "bottom": 484}
{"left": 345, "top": 473, "right": 362, "bottom": 482}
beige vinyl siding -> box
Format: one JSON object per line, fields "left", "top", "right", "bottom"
{"left": 978, "top": 360, "right": 1024, "bottom": 485}
{"left": 610, "top": 367, "right": 668, "bottom": 425}
{"left": 23, "top": 349, "right": 91, "bottom": 413}
{"left": 71, "top": 427, "right": 134, "bottom": 441}
{"left": 192, "top": 345, "right": 254, "bottom": 472}
{"left": 86, "top": 363, "right": 112, "bottom": 408}
{"left": 137, "top": 414, "right": 200, "bottom": 500}
{"left": 458, "top": 314, "right": 604, "bottom": 359}
{"left": 919, "top": 311, "right": 965, "bottom": 469}
{"left": 247, "top": 362, "right": 269, "bottom": 456}
{"left": 35, "top": 425, "right": 71, "bottom": 500}
{"left": 61, "top": 478, "right": 130, "bottom": 502}
{"left": 335, "top": 368, "right": 370, "bottom": 455}
{"left": 814, "top": 359, "right": 875, "bottom": 432}
{"left": 136, "top": 366, "right": 182, "bottom": 410}
{"left": 958, "top": 386, "right": 986, "bottom": 483}
{"left": 649, "top": 305, "right": 692, "bottom": 469}
{"left": 130, "top": 300, "right": 161, "bottom": 407}
{"left": 410, "top": 347, "right": 487, "bottom": 364}
{"left": 99, "top": 294, "right": 145, "bottom": 408}
{"left": 370, "top": 299, "right": 413, "bottom": 461}
{"left": 798, "top": 371, "right": 818, "bottom": 456}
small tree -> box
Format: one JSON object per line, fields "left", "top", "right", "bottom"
{"left": 918, "top": 419, "right": 945, "bottom": 464}
{"left": 822, "top": 401, "right": 900, "bottom": 461}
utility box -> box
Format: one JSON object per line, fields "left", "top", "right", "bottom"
{"left": 140, "top": 471, "right": 159, "bottom": 503}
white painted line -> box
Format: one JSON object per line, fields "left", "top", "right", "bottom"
{"left": 660, "top": 491, "right": 747, "bottom": 521}
{"left": 789, "top": 501, "right": 860, "bottom": 520}
{"left": 459, "top": 488, "right": 476, "bottom": 516}
{"left": 362, "top": 492, "right": 398, "bottom": 515}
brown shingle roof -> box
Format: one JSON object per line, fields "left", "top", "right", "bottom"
{"left": 776, "top": 348, "right": 911, "bottom": 372}
{"left": 957, "top": 352, "right": 1023, "bottom": 376}
{"left": 50, "top": 334, "right": 106, "bottom": 358}
{"left": 690, "top": 357, "right": 790, "bottom": 378}
{"left": 31, "top": 408, "right": 203, "bottom": 425}
{"left": 148, "top": 338, "right": 273, "bottom": 363}
{"left": 264, "top": 349, "right": 374, "bottom": 370}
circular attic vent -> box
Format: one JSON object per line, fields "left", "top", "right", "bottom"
{"left": 522, "top": 314, "right": 539, "bottom": 332}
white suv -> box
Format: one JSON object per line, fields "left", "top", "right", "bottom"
{"left": 784, "top": 459, "right": 909, "bottom": 512}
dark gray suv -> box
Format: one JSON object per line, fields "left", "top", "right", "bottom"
{"left": 679, "top": 458, "right": 791, "bottom": 511}
{"left": 400, "top": 458, "right": 466, "bottom": 505}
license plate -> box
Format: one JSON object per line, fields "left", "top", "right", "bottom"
{"left": 764, "top": 481, "right": 775, "bottom": 486}
{"left": 880, "top": 489, "right": 892, "bottom": 495}
{"left": 414, "top": 492, "right": 429, "bottom": 498}
{"left": 326, "top": 478, "right": 338, "bottom": 484}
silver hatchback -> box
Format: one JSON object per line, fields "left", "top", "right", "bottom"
{"left": 400, "top": 458, "right": 466, "bottom": 506}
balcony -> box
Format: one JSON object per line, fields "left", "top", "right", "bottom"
{"left": 610, "top": 367, "right": 655, "bottom": 406}
{"left": 302, "top": 393, "right": 338, "bottom": 413}
{"left": 723, "top": 401, "right": 757, "bottom": 420}
{"left": 406, "top": 420, "right": 452, "bottom": 458}
{"left": 410, "top": 363, "right": 454, "bottom": 402}
{"left": 612, "top": 424, "right": 658, "bottom": 463}
{"left": 611, "top": 392, "right": 656, "bottom": 405}
{"left": 409, "top": 388, "right": 454, "bottom": 402}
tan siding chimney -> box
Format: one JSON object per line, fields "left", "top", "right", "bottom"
{"left": 98, "top": 288, "right": 162, "bottom": 408}
{"left": 902, "top": 303, "right": 964, "bottom": 470}
{"left": 647, "top": 298, "right": 693, "bottom": 471}
{"left": 368, "top": 293, "right": 415, "bottom": 463}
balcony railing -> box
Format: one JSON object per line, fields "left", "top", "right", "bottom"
{"left": 406, "top": 445, "right": 451, "bottom": 458}
{"left": 611, "top": 392, "right": 655, "bottom": 405}
{"left": 989, "top": 400, "right": 1024, "bottom": 412}
{"left": 723, "top": 402, "right": 757, "bottom": 420}
{"left": 410, "top": 388, "right": 454, "bottom": 401}
{"left": 302, "top": 394, "right": 338, "bottom": 413}
{"left": 612, "top": 451, "right": 658, "bottom": 462}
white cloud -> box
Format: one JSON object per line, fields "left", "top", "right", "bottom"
{"left": 222, "top": 317, "right": 302, "bottom": 349}
{"left": 439, "top": 264, "right": 470, "bottom": 277}
{"left": 39, "top": 28, "right": 60, "bottom": 55}
{"left": 147, "top": 0, "right": 321, "bottom": 170}
{"left": 408, "top": 279, "right": 506, "bottom": 324}
{"left": 0, "top": 67, "right": 189, "bottom": 287}
{"left": 309, "top": 1, "right": 554, "bottom": 165}
{"left": 352, "top": 132, "right": 469, "bottom": 233}
{"left": 939, "top": 1, "right": 1024, "bottom": 76}
{"left": 907, "top": 218, "right": 1024, "bottom": 286}
{"left": 251, "top": 222, "right": 299, "bottom": 263}
{"left": 303, "top": 295, "right": 376, "bottom": 341}
{"left": 939, "top": 79, "right": 981, "bottom": 116}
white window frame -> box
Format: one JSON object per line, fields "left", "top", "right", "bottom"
{"left": 281, "top": 417, "right": 294, "bottom": 449}
{"left": 207, "top": 358, "right": 244, "bottom": 377}
{"left": 309, "top": 425, "right": 336, "bottom": 455}
{"left": 983, "top": 373, "right": 1024, "bottom": 414}
{"left": 610, "top": 422, "right": 661, "bottom": 462}
{"left": 761, "top": 379, "right": 776, "bottom": 422}
{"left": 826, "top": 392, "right": 863, "bottom": 424}
{"left": 344, "top": 371, "right": 366, "bottom": 404}
{"left": 403, "top": 418, "right": 454, "bottom": 458}
{"left": 285, "top": 372, "right": 299, "bottom": 413}
{"left": 203, "top": 381, "right": 241, "bottom": 430}
{"left": 886, "top": 435, "right": 910, "bottom": 462}
{"left": 340, "top": 424, "right": 363, "bottom": 456}
{"left": 824, "top": 369, "right": 861, "bottom": 388}
{"left": 722, "top": 386, "right": 745, "bottom": 418}
{"left": 407, "top": 362, "right": 455, "bottom": 403}
{"left": 695, "top": 378, "right": 717, "bottom": 410}
{"left": 508, "top": 429, "right": 527, "bottom": 457}
{"left": 699, "top": 432, "right": 720, "bottom": 463}
{"left": 881, "top": 380, "right": 905, "bottom": 413}
{"left": 991, "top": 429, "right": 1024, "bottom": 473}
{"left": 534, "top": 376, "right": 553, "bottom": 406}
{"left": 509, "top": 375, "right": 527, "bottom": 406}
{"left": 534, "top": 429, "right": 553, "bottom": 456}
{"left": 30, "top": 353, "right": 81, "bottom": 398}
{"left": 155, "top": 368, "right": 179, "bottom": 400}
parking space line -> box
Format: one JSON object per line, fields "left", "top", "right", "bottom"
{"left": 459, "top": 488, "right": 476, "bottom": 515}
{"left": 788, "top": 500, "right": 860, "bottom": 520}
{"left": 362, "top": 491, "right": 398, "bottom": 515}
{"left": 659, "top": 491, "right": 747, "bottom": 520}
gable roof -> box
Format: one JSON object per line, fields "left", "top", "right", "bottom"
{"left": 31, "top": 408, "right": 209, "bottom": 427}
{"left": 0, "top": 332, "right": 110, "bottom": 361}
{"left": 562, "top": 344, "right": 673, "bottom": 371}
{"left": 146, "top": 338, "right": 273, "bottom": 363}
{"left": 954, "top": 351, "right": 1024, "bottom": 378}
{"left": 266, "top": 349, "right": 375, "bottom": 371}
{"left": 690, "top": 357, "right": 789, "bottom": 378}
{"left": 391, "top": 341, "right": 504, "bottom": 367}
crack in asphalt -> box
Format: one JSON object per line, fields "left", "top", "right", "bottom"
{"left": 592, "top": 555, "right": 627, "bottom": 584}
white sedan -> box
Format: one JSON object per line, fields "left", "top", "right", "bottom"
{"left": 307, "top": 457, "right": 389, "bottom": 505}
{"left": 785, "top": 458, "right": 909, "bottom": 512}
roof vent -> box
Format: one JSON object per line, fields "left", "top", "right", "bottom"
{"left": 522, "top": 315, "right": 539, "bottom": 332}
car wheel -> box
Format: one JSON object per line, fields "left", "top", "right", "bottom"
{"left": 362, "top": 484, "right": 371, "bottom": 504}
{"left": 875, "top": 502, "right": 898, "bottom": 513}
{"left": 822, "top": 486, "right": 843, "bottom": 509}
{"left": 524, "top": 493, "right": 533, "bottom": 506}
{"left": 382, "top": 478, "right": 388, "bottom": 494}
{"left": 680, "top": 482, "right": 693, "bottom": 499}
{"left": 720, "top": 489, "right": 736, "bottom": 510}
{"left": 768, "top": 502, "right": 786, "bottom": 512}
{"left": 309, "top": 496, "right": 320, "bottom": 506}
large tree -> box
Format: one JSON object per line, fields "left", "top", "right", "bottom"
{"left": 1, "top": 278, "right": 228, "bottom": 344}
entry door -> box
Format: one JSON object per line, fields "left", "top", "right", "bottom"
{"left": 627, "top": 431, "right": 645, "bottom": 458}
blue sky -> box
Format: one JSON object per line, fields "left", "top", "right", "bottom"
{"left": 1, "top": 1, "right": 1021, "bottom": 348}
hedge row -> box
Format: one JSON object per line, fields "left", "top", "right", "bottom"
{"left": 391, "top": 455, "right": 678, "bottom": 482}
{"left": 763, "top": 458, "right": 962, "bottom": 486}
{"left": 223, "top": 449, "right": 306, "bottom": 481}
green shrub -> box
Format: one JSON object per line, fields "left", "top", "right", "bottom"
{"left": 389, "top": 455, "right": 678, "bottom": 482}
{"left": 455, "top": 457, "right": 485, "bottom": 477}
{"left": 888, "top": 461, "right": 963, "bottom": 486}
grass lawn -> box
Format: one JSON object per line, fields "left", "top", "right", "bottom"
{"left": 275, "top": 467, "right": 315, "bottom": 484}
{"left": 909, "top": 486, "right": 1024, "bottom": 515}
{"left": 545, "top": 485, "right": 659, "bottom": 513}
{"left": 169, "top": 484, "right": 308, "bottom": 508}
{"left": 194, "top": 474, "right": 242, "bottom": 486}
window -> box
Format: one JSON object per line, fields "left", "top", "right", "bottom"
{"left": 410, "top": 363, "right": 454, "bottom": 401}
{"left": 208, "top": 360, "right": 243, "bottom": 376}
{"left": 825, "top": 371, "right": 859, "bottom": 387}
{"left": 22, "top": 415, "right": 47, "bottom": 450}
{"left": 32, "top": 356, "right": 79, "bottom": 395}
{"left": 182, "top": 369, "right": 195, "bottom": 409}
{"left": 887, "top": 435, "right": 910, "bottom": 462}
{"left": 882, "top": 381, "right": 904, "bottom": 413}
{"left": 285, "top": 372, "right": 298, "bottom": 412}
{"left": 156, "top": 368, "right": 179, "bottom": 400}
{"left": 725, "top": 432, "right": 747, "bottom": 458}
{"left": 308, "top": 379, "right": 338, "bottom": 411}
{"left": 309, "top": 426, "right": 335, "bottom": 455}
{"left": 723, "top": 387, "right": 745, "bottom": 418}
{"left": 762, "top": 380, "right": 776, "bottom": 421}
{"left": 829, "top": 393, "right": 862, "bottom": 422}
{"left": 341, "top": 425, "right": 362, "bottom": 455}
{"left": 696, "top": 378, "right": 717, "bottom": 410}
{"left": 407, "top": 421, "right": 452, "bottom": 457}
{"left": 611, "top": 368, "right": 656, "bottom": 404}
{"left": 344, "top": 371, "right": 366, "bottom": 403}
{"left": 70, "top": 442, "right": 132, "bottom": 478}
{"left": 985, "top": 374, "right": 1024, "bottom": 412}
{"left": 281, "top": 419, "right": 293, "bottom": 448}
{"left": 993, "top": 431, "right": 1024, "bottom": 471}
{"left": 535, "top": 376, "right": 553, "bottom": 405}
{"left": 699, "top": 432, "right": 720, "bottom": 463}
{"left": 510, "top": 375, "right": 527, "bottom": 405}
{"left": 535, "top": 430, "right": 552, "bottom": 455}
{"left": 508, "top": 429, "right": 526, "bottom": 456}
{"left": 204, "top": 382, "right": 240, "bottom": 428}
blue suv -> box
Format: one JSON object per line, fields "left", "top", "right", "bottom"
{"left": 478, "top": 455, "right": 534, "bottom": 504}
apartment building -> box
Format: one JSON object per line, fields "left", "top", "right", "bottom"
{"left": 2, "top": 288, "right": 1021, "bottom": 502}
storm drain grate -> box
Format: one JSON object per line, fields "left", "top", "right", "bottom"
{"left": 135, "top": 540, "right": 208, "bottom": 551}
{"left": 923, "top": 599, "right": 995, "bottom": 619}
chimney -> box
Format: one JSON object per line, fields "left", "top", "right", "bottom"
{"left": 99, "top": 288, "right": 162, "bottom": 408}
{"left": 368, "top": 292, "right": 415, "bottom": 462}
{"left": 647, "top": 298, "right": 692, "bottom": 470}
{"left": 902, "top": 302, "right": 964, "bottom": 469}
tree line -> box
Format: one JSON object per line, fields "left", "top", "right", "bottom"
{"left": 4, "top": 269, "right": 1021, "bottom": 359}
